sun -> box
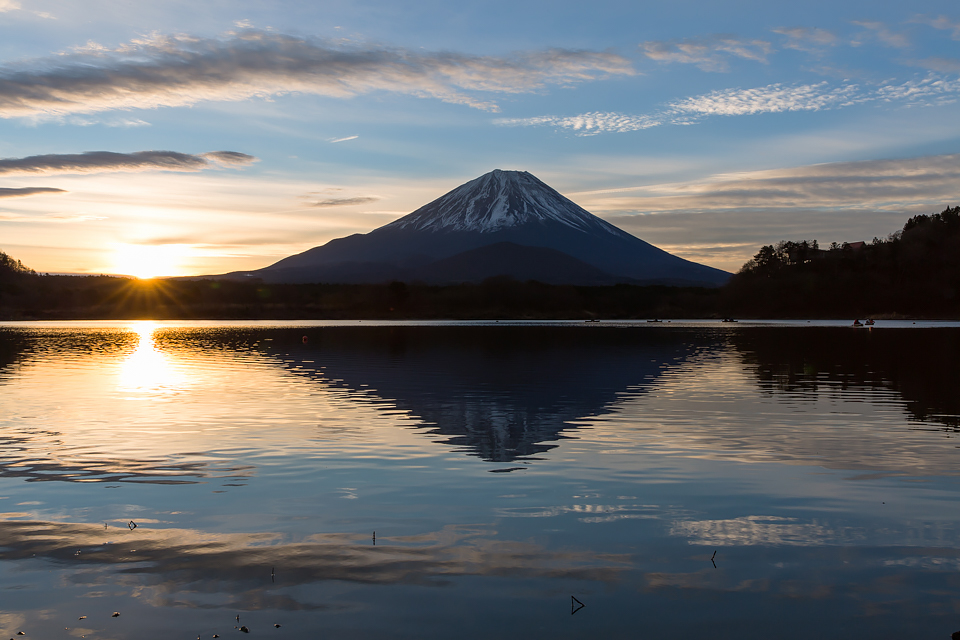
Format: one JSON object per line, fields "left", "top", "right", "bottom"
{"left": 111, "top": 243, "right": 190, "bottom": 279}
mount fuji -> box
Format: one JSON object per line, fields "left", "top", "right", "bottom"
{"left": 223, "top": 170, "right": 730, "bottom": 286}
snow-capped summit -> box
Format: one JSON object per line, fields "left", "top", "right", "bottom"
{"left": 221, "top": 170, "right": 731, "bottom": 286}
{"left": 384, "top": 169, "right": 629, "bottom": 237}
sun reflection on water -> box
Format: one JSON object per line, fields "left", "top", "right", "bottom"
{"left": 117, "top": 322, "right": 187, "bottom": 394}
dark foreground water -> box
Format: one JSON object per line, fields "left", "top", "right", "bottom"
{"left": 0, "top": 320, "right": 959, "bottom": 639}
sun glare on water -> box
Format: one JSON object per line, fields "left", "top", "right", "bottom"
{"left": 118, "top": 322, "right": 187, "bottom": 393}
{"left": 112, "top": 243, "right": 190, "bottom": 279}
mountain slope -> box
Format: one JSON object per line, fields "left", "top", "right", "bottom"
{"left": 227, "top": 170, "right": 730, "bottom": 286}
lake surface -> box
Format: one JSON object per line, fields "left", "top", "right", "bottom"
{"left": 1, "top": 320, "right": 959, "bottom": 639}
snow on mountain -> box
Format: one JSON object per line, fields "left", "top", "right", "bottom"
{"left": 219, "top": 169, "right": 731, "bottom": 286}
{"left": 384, "top": 169, "right": 630, "bottom": 237}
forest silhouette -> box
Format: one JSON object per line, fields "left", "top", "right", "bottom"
{"left": 2, "top": 206, "right": 958, "bottom": 319}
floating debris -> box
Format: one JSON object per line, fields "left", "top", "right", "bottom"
{"left": 240, "top": 626, "right": 250, "bottom": 633}
{"left": 111, "top": 612, "right": 120, "bottom": 618}
{"left": 78, "top": 616, "right": 86, "bottom": 620}
{"left": 274, "top": 624, "right": 281, "bottom": 628}
{"left": 571, "top": 596, "right": 585, "bottom": 615}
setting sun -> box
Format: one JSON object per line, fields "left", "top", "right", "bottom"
{"left": 111, "top": 243, "right": 191, "bottom": 279}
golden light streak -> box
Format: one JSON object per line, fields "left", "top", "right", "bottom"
{"left": 117, "top": 322, "right": 187, "bottom": 393}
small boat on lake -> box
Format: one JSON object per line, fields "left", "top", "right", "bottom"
{"left": 852, "top": 319, "right": 863, "bottom": 326}
{"left": 865, "top": 319, "right": 875, "bottom": 326}
{"left": 721, "top": 318, "right": 738, "bottom": 323}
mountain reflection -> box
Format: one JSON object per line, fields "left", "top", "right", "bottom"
{"left": 732, "top": 327, "right": 960, "bottom": 429}
{"left": 259, "top": 326, "right": 710, "bottom": 461}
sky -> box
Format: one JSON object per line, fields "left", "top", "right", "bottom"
{"left": 1, "top": 0, "right": 959, "bottom": 277}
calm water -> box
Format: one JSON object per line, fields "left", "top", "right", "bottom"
{"left": 1, "top": 320, "right": 959, "bottom": 639}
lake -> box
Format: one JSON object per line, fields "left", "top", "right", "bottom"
{"left": 1, "top": 320, "right": 959, "bottom": 639}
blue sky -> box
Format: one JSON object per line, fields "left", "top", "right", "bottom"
{"left": 1, "top": 0, "right": 959, "bottom": 276}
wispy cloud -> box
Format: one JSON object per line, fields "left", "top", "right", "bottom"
{"left": 772, "top": 27, "right": 838, "bottom": 52}
{"left": 329, "top": 135, "right": 359, "bottom": 143}
{"left": 0, "top": 30, "right": 634, "bottom": 118}
{"left": 851, "top": 20, "right": 911, "bottom": 48}
{"left": 914, "top": 15, "right": 960, "bottom": 39}
{"left": 578, "top": 153, "right": 960, "bottom": 214}
{"left": 497, "top": 74, "right": 960, "bottom": 135}
{"left": 0, "top": 0, "right": 53, "bottom": 19}
{"left": 576, "top": 153, "right": 960, "bottom": 271}
{"left": 913, "top": 57, "right": 960, "bottom": 73}
{"left": 640, "top": 35, "right": 773, "bottom": 72}
{"left": 0, "top": 150, "right": 256, "bottom": 176}
{"left": 494, "top": 112, "right": 661, "bottom": 134}
{"left": 0, "top": 186, "right": 65, "bottom": 198}
{"left": 307, "top": 195, "right": 381, "bottom": 207}
{"left": 668, "top": 81, "right": 862, "bottom": 116}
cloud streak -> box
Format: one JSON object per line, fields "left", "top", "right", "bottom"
{"left": 0, "top": 150, "right": 256, "bottom": 176}
{"left": 0, "top": 186, "right": 65, "bottom": 198}
{"left": 0, "top": 30, "right": 634, "bottom": 117}
{"left": 640, "top": 35, "right": 773, "bottom": 72}
{"left": 497, "top": 74, "right": 960, "bottom": 135}
{"left": 575, "top": 153, "right": 960, "bottom": 271}
{"left": 851, "top": 20, "right": 911, "bottom": 49}
{"left": 916, "top": 15, "right": 960, "bottom": 39}
{"left": 772, "top": 27, "right": 838, "bottom": 52}
{"left": 578, "top": 153, "right": 960, "bottom": 214}
{"left": 308, "top": 195, "right": 381, "bottom": 207}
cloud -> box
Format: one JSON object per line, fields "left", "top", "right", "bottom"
{"left": 497, "top": 74, "right": 960, "bottom": 135}
{"left": 667, "top": 81, "right": 863, "bottom": 116}
{"left": 573, "top": 153, "right": 960, "bottom": 271}
{"left": 851, "top": 20, "right": 910, "bottom": 48}
{"left": 0, "top": 0, "right": 20, "bottom": 11}
{"left": 772, "top": 27, "right": 838, "bottom": 51}
{"left": 106, "top": 118, "right": 151, "bottom": 127}
{"left": 329, "top": 135, "right": 358, "bottom": 143}
{"left": 0, "top": 150, "right": 256, "bottom": 176}
{"left": 915, "top": 15, "right": 960, "bottom": 39}
{"left": 0, "top": 30, "right": 634, "bottom": 118}
{"left": 494, "top": 111, "right": 661, "bottom": 135}
{"left": 913, "top": 57, "right": 960, "bottom": 73}
{"left": 307, "top": 195, "right": 381, "bottom": 207}
{"left": 0, "top": 186, "right": 65, "bottom": 198}
{"left": 640, "top": 35, "right": 773, "bottom": 72}
{"left": 579, "top": 153, "right": 960, "bottom": 214}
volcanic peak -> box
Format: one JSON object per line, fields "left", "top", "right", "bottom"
{"left": 382, "top": 169, "right": 629, "bottom": 238}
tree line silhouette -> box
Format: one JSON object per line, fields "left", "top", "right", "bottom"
{"left": 722, "top": 206, "right": 960, "bottom": 317}
{"left": 2, "top": 205, "right": 958, "bottom": 319}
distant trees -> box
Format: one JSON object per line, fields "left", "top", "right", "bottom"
{"left": 723, "top": 206, "right": 960, "bottom": 317}
{"left": 0, "top": 251, "right": 35, "bottom": 280}
{"left": 738, "top": 240, "right": 821, "bottom": 278}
